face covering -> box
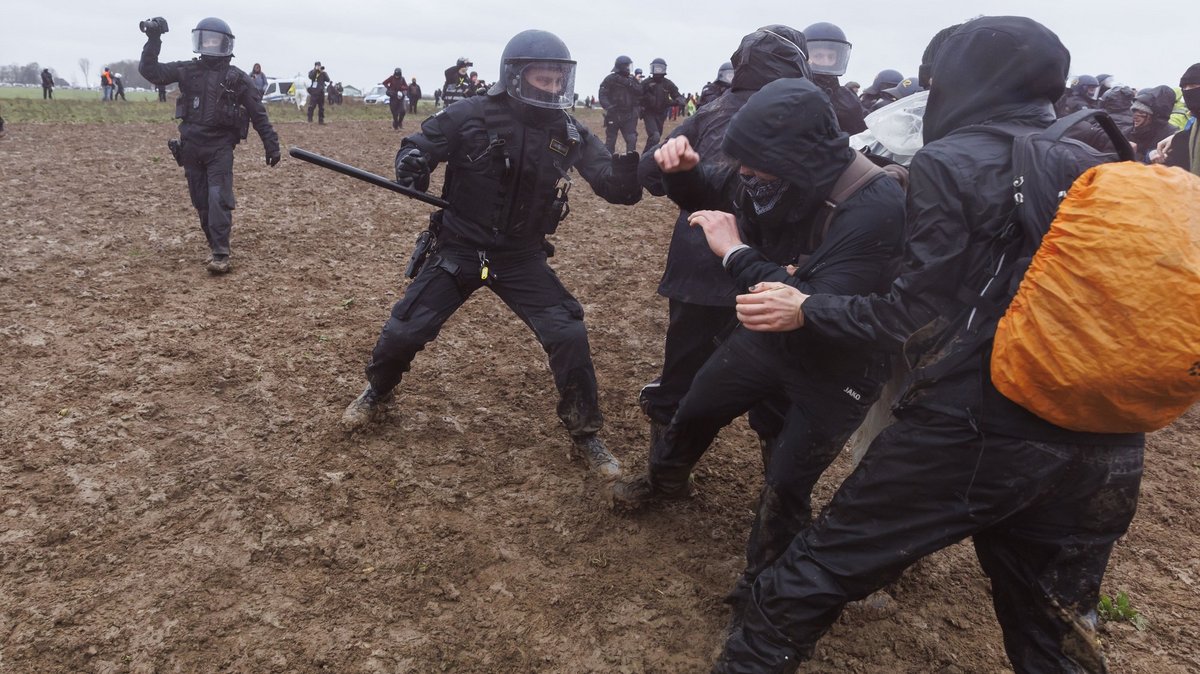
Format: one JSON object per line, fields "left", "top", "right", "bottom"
{"left": 1184, "top": 88, "right": 1200, "bottom": 115}
{"left": 740, "top": 173, "right": 789, "bottom": 214}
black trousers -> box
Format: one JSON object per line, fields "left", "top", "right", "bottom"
{"left": 407, "top": 98, "right": 419, "bottom": 114}
{"left": 643, "top": 111, "right": 668, "bottom": 152}
{"left": 652, "top": 327, "right": 883, "bottom": 585}
{"left": 638, "top": 299, "right": 735, "bottom": 425}
{"left": 307, "top": 93, "right": 325, "bottom": 123}
{"left": 365, "top": 244, "right": 604, "bottom": 436}
{"left": 389, "top": 97, "right": 406, "bottom": 129}
{"left": 604, "top": 114, "right": 638, "bottom": 154}
{"left": 180, "top": 142, "right": 236, "bottom": 258}
{"left": 716, "top": 409, "right": 1144, "bottom": 674}
{"left": 43, "top": 85, "right": 52, "bottom": 99}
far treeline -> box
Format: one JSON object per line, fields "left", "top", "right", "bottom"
{"left": 2, "top": 60, "right": 161, "bottom": 90}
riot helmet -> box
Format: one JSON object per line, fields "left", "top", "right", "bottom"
{"left": 803, "top": 22, "right": 851, "bottom": 76}
{"left": 650, "top": 58, "right": 667, "bottom": 76}
{"left": 1071, "top": 74, "right": 1099, "bottom": 100}
{"left": 490, "top": 29, "right": 576, "bottom": 110}
{"left": 457, "top": 57, "right": 473, "bottom": 68}
{"left": 394, "top": 67, "right": 402, "bottom": 77}
{"left": 716, "top": 61, "right": 734, "bottom": 85}
{"left": 191, "top": 17, "right": 234, "bottom": 57}
{"left": 613, "top": 55, "right": 633, "bottom": 74}
{"left": 864, "top": 69, "right": 903, "bottom": 95}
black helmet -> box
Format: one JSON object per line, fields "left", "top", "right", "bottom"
{"left": 394, "top": 67, "right": 402, "bottom": 77}
{"left": 1071, "top": 74, "right": 1099, "bottom": 99}
{"left": 803, "top": 22, "right": 851, "bottom": 76}
{"left": 881, "top": 77, "right": 923, "bottom": 102}
{"left": 191, "top": 17, "right": 234, "bottom": 57}
{"left": 864, "top": 69, "right": 903, "bottom": 95}
{"left": 650, "top": 58, "right": 667, "bottom": 76}
{"left": 489, "top": 29, "right": 576, "bottom": 110}
{"left": 613, "top": 55, "right": 633, "bottom": 73}
{"left": 717, "top": 61, "right": 734, "bottom": 85}
{"left": 457, "top": 57, "right": 473, "bottom": 68}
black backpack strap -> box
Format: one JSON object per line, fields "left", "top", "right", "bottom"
{"left": 1043, "top": 109, "right": 1135, "bottom": 162}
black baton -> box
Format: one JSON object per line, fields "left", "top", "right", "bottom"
{"left": 287, "top": 146, "right": 449, "bottom": 209}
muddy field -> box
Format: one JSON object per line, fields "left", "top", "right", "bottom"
{"left": 1, "top": 117, "right": 1197, "bottom": 673}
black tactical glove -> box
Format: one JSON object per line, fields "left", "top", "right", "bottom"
{"left": 611, "top": 151, "right": 639, "bottom": 176}
{"left": 266, "top": 150, "right": 281, "bottom": 167}
{"left": 395, "top": 147, "right": 431, "bottom": 192}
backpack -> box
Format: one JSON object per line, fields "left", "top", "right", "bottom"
{"left": 975, "top": 109, "right": 1200, "bottom": 433}
{"left": 991, "top": 161, "right": 1200, "bottom": 432}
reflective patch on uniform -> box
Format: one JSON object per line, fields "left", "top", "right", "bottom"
{"left": 549, "top": 138, "right": 569, "bottom": 156}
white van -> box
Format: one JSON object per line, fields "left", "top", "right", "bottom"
{"left": 262, "top": 75, "right": 309, "bottom": 107}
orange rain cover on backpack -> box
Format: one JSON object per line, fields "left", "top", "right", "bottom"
{"left": 992, "top": 162, "right": 1200, "bottom": 433}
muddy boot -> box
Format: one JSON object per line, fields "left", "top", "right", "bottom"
{"left": 570, "top": 433, "right": 621, "bottom": 480}
{"left": 206, "top": 254, "right": 231, "bottom": 275}
{"left": 611, "top": 468, "right": 694, "bottom": 508}
{"left": 340, "top": 385, "right": 394, "bottom": 430}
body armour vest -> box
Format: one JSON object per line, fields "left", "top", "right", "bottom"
{"left": 176, "top": 60, "right": 250, "bottom": 139}
{"left": 443, "top": 97, "right": 582, "bottom": 240}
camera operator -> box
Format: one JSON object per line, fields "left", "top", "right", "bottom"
{"left": 307, "top": 61, "right": 331, "bottom": 124}
{"left": 138, "top": 16, "right": 280, "bottom": 274}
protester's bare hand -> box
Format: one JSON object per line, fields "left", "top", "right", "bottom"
{"left": 735, "top": 282, "right": 809, "bottom": 331}
{"left": 1154, "top": 134, "right": 1174, "bottom": 164}
{"left": 687, "top": 210, "right": 740, "bottom": 257}
{"left": 654, "top": 136, "right": 700, "bottom": 173}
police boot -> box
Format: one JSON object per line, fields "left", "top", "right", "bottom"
{"left": 569, "top": 433, "right": 621, "bottom": 480}
{"left": 206, "top": 254, "right": 231, "bottom": 275}
{"left": 611, "top": 466, "right": 694, "bottom": 508}
{"left": 340, "top": 385, "right": 394, "bottom": 430}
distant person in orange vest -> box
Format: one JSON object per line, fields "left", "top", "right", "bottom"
{"left": 101, "top": 67, "right": 115, "bottom": 101}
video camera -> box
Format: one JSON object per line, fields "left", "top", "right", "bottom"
{"left": 139, "top": 17, "right": 169, "bottom": 35}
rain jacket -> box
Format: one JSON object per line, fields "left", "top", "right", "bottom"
{"left": 637, "top": 25, "right": 812, "bottom": 306}
{"left": 798, "top": 16, "right": 1140, "bottom": 443}
{"left": 662, "top": 78, "right": 905, "bottom": 373}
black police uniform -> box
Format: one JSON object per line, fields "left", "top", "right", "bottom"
{"left": 139, "top": 35, "right": 280, "bottom": 264}
{"left": 307, "top": 67, "right": 331, "bottom": 123}
{"left": 363, "top": 93, "right": 642, "bottom": 439}
{"left": 598, "top": 68, "right": 641, "bottom": 153}
{"left": 640, "top": 74, "right": 683, "bottom": 152}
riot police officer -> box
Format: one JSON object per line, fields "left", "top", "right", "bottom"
{"left": 598, "top": 55, "right": 642, "bottom": 153}
{"left": 803, "top": 22, "right": 866, "bottom": 133}
{"left": 442, "top": 57, "right": 473, "bottom": 107}
{"left": 698, "top": 61, "right": 734, "bottom": 108}
{"left": 640, "top": 58, "right": 684, "bottom": 152}
{"left": 138, "top": 16, "right": 280, "bottom": 274}
{"left": 341, "top": 29, "right": 643, "bottom": 481}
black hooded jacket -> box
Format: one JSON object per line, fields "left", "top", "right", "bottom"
{"left": 814, "top": 74, "right": 867, "bottom": 134}
{"left": 1128, "top": 85, "right": 1179, "bottom": 163}
{"left": 637, "top": 25, "right": 812, "bottom": 306}
{"left": 661, "top": 79, "right": 905, "bottom": 372}
{"left": 799, "top": 16, "right": 1140, "bottom": 443}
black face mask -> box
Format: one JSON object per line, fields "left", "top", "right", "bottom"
{"left": 739, "top": 173, "right": 789, "bottom": 214}
{"left": 1184, "top": 88, "right": 1200, "bottom": 115}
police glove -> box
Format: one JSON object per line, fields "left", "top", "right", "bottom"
{"left": 610, "top": 151, "right": 640, "bottom": 177}
{"left": 395, "top": 147, "right": 431, "bottom": 192}
{"left": 266, "top": 150, "right": 281, "bottom": 167}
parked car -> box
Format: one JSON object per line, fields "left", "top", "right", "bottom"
{"left": 363, "top": 85, "right": 390, "bottom": 105}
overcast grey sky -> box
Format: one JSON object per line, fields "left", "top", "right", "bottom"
{"left": 3, "top": 0, "right": 1194, "bottom": 97}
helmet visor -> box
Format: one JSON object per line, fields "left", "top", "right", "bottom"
{"left": 650, "top": 62, "right": 667, "bottom": 76}
{"left": 807, "top": 40, "right": 851, "bottom": 76}
{"left": 192, "top": 29, "right": 234, "bottom": 57}
{"left": 509, "top": 60, "right": 575, "bottom": 109}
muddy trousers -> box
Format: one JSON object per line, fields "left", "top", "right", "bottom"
{"left": 716, "top": 409, "right": 1144, "bottom": 674}
{"left": 638, "top": 299, "right": 735, "bottom": 425}
{"left": 307, "top": 93, "right": 325, "bottom": 123}
{"left": 181, "top": 142, "right": 236, "bottom": 258}
{"left": 643, "top": 111, "right": 668, "bottom": 153}
{"left": 652, "top": 327, "right": 881, "bottom": 589}
{"left": 365, "top": 244, "right": 604, "bottom": 436}
{"left": 604, "top": 115, "right": 638, "bottom": 154}
{"left": 388, "top": 97, "right": 406, "bottom": 129}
